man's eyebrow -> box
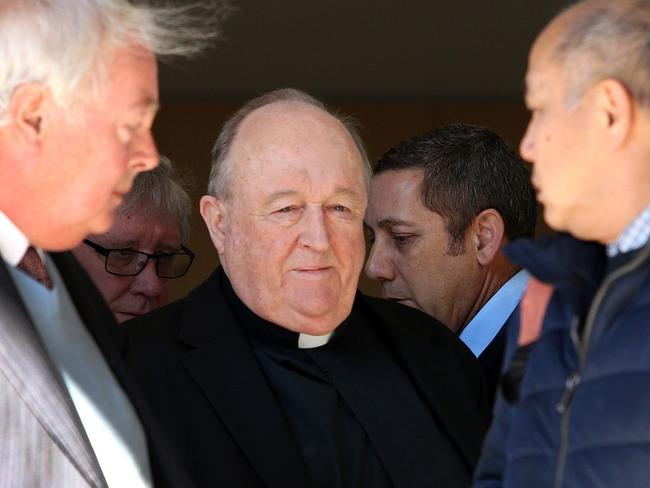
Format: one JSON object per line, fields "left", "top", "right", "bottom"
{"left": 131, "top": 98, "right": 160, "bottom": 114}
{"left": 375, "top": 218, "right": 415, "bottom": 228}
{"left": 263, "top": 187, "right": 365, "bottom": 206}
{"left": 147, "top": 99, "right": 160, "bottom": 112}
{"left": 103, "top": 240, "right": 137, "bottom": 249}
{"left": 146, "top": 101, "right": 160, "bottom": 117}
{"left": 332, "top": 187, "right": 365, "bottom": 199}
{"left": 158, "top": 243, "right": 182, "bottom": 252}
{"left": 263, "top": 190, "right": 299, "bottom": 206}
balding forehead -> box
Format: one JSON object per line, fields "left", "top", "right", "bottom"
{"left": 238, "top": 101, "right": 342, "bottom": 135}
{"left": 232, "top": 101, "right": 359, "bottom": 160}
{"left": 541, "top": 0, "right": 624, "bottom": 59}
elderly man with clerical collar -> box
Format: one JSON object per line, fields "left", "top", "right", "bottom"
{"left": 475, "top": 1, "right": 650, "bottom": 487}
{"left": 123, "top": 88, "right": 489, "bottom": 488}
{"left": 364, "top": 123, "right": 537, "bottom": 411}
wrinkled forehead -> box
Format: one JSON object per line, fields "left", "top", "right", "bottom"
{"left": 116, "top": 204, "right": 178, "bottom": 230}
{"left": 366, "top": 169, "right": 430, "bottom": 226}
{"left": 237, "top": 102, "right": 356, "bottom": 155}
{"left": 228, "top": 102, "right": 366, "bottom": 188}
{"left": 527, "top": 2, "right": 587, "bottom": 79}
{"left": 369, "top": 169, "right": 424, "bottom": 205}
{"left": 525, "top": 23, "right": 568, "bottom": 98}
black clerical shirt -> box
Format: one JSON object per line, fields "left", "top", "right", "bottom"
{"left": 222, "top": 274, "right": 466, "bottom": 488}
{"left": 124, "top": 267, "right": 486, "bottom": 487}
{"left": 223, "top": 276, "right": 392, "bottom": 488}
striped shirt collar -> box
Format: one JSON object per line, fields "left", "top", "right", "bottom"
{"left": 606, "top": 205, "right": 650, "bottom": 257}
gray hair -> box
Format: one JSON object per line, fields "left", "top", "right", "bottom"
{"left": 119, "top": 156, "right": 193, "bottom": 242}
{"left": 0, "top": 0, "right": 227, "bottom": 123}
{"left": 553, "top": 0, "right": 650, "bottom": 109}
{"left": 207, "top": 88, "right": 372, "bottom": 200}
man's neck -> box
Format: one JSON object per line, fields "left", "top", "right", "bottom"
{"left": 458, "top": 261, "right": 517, "bottom": 334}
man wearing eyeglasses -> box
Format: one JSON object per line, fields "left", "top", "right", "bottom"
{"left": 73, "top": 157, "right": 194, "bottom": 323}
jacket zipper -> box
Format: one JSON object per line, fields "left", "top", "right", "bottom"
{"left": 552, "top": 243, "right": 650, "bottom": 488}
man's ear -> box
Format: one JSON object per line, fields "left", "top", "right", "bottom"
{"left": 471, "top": 208, "right": 505, "bottom": 267}
{"left": 8, "top": 83, "right": 51, "bottom": 145}
{"left": 200, "top": 195, "right": 228, "bottom": 255}
{"left": 594, "top": 78, "right": 633, "bottom": 149}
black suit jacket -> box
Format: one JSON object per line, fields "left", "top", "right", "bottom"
{"left": 123, "top": 269, "right": 489, "bottom": 488}
{"left": 477, "top": 317, "right": 508, "bottom": 412}
{"left": 0, "top": 252, "right": 193, "bottom": 487}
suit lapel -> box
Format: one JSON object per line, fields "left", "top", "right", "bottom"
{"left": 362, "top": 295, "right": 486, "bottom": 468}
{"left": 51, "top": 253, "right": 123, "bottom": 367}
{"left": 314, "top": 312, "right": 450, "bottom": 487}
{"left": 396, "top": 340, "right": 484, "bottom": 467}
{"left": 52, "top": 252, "right": 196, "bottom": 488}
{"left": 0, "top": 259, "right": 104, "bottom": 487}
{"left": 178, "top": 271, "right": 313, "bottom": 488}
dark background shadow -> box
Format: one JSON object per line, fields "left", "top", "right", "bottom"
{"left": 156, "top": 0, "right": 565, "bottom": 299}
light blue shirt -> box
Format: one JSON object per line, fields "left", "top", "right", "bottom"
{"left": 459, "top": 269, "right": 530, "bottom": 357}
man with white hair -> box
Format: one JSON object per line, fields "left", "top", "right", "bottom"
{"left": 0, "top": 1, "right": 220, "bottom": 486}
{"left": 73, "top": 157, "right": 195, "bottom": 323}
{"left": 475, "top": 1, "right": 650, "bottom": 487}
{"left": 124, "top": 88, "right": 489, "bottom": 488}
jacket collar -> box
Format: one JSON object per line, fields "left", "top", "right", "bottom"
{"left": 505, "top": 233, "right": 650, "bottom": 318}
{"left": 505, "top": 234, "right": 606, "bottom": 289}
{"left": 505, "top": 234, "right": 607, "bottom": 316}
{"left": 177, "top": 268, "right": 314, "bottom": 488}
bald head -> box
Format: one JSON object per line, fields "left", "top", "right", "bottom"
{"left": 207, "top": 88, "right": 372, "bottom": 202}
{"left": 227, "top": 100, "right": 366, "bottom": 200}
{"left": 536, "top": 0, "right": 650, "bottom": 109}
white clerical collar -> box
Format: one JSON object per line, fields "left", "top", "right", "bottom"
{"left": 298, "top": 332, "right": 333, "bottom": 349}
{"left": 0, "top": 210, "right": 30, "bottom": 266}
{"left": 459, "top": 269, "right": 530, "bottom": 357}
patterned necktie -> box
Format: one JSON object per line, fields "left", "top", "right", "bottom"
{"left": 17, "top": 246, "right": 53, "bottom": 289}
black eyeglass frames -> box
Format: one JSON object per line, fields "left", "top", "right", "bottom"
{"left": 83, "top": 239, "right": 194, "bottom": 278}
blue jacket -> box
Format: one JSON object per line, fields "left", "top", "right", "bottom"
{"left": 474, "top": 233, "right": 650, "bottom": 488}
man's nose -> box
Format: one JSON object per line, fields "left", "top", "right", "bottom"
{"left": 364, "top": 241, "right": 395, "bottom": 282}
{"left": 519, "top": 123, "right": 536, "bottom": 163}
{"left": 130, "top": 130, "right": 160, "bottom": 173}
{"left": 132, "top": 259, "right": 167, "bottom": 300}
{"left": 298, "top": 208, "right": 330, "bottom": 251}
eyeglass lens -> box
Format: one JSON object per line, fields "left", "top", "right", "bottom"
{"left": 106, "top": 250, "right": 192, "bottom": 278}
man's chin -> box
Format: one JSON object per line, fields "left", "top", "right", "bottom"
{"left": 394, "top": 298, "right": 422, "bottom": 312}
{"left": 37, "top": 230, "right": 89, "bottom": 252}
{"left": 542, "top": 205, "right": 570, "bottom": 234}
{"left": 279, "top": 300, "right": 353, "bottom": 335}
{"left": 87, "top": 210, "right": 117, "bottom": 236}
{"left": 115, "top": 311, "right": 139, "bottom": 323}
{"left": 382, "top": 293, "right": 418, "bottom": 309}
